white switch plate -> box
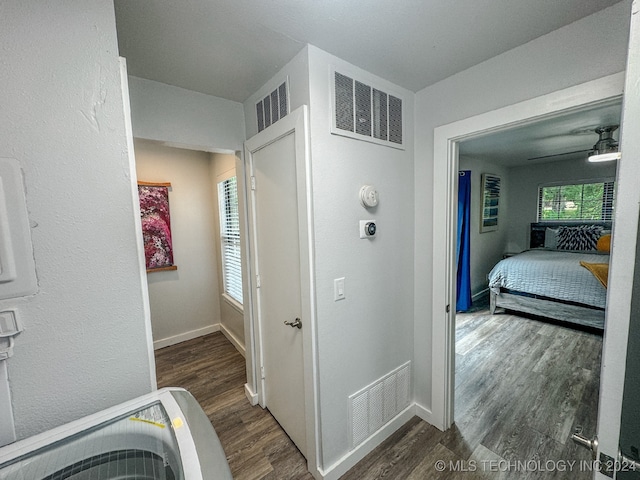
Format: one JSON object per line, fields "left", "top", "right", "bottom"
{"left": 334, "top": 277, "right": 345, "bottom": 301}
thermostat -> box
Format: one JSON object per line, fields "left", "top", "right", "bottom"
{"left": 360, "top": 220, "right": 377, "bottom": 239}
{"left": 359, "top": 185, "right": 378, "bottom": 208}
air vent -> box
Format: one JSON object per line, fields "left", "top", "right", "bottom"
{"left": 349, "top": 362, "right": 411, "bottom": 449}
{"left": 256, "top": 80, "right": 289, "bottom": 133}
{"left": 332, "top": 69, "right": 403, "bottom": 149}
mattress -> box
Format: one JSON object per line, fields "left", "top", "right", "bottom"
{"left": 488, "top": 249, "right": 609, "bottom": 309}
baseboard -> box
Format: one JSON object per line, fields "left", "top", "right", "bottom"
{"left": 153, "top": 324, "right": 219, "bottom": 350}
{"left": 220, "top": 324, "right": 246, "bottom": 358}
{"left": 244, "top": 383, "right": 258, "bottom": 406}
{"left": 414, "top": 403, "right": 444, "bottom": 431}
{"left": 472, "top": 288, "right": 489, "bottom": 302}
{"left": 318, "top": 404, "right": 415, "bottom": 480}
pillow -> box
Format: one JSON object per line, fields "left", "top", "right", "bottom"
{"left": 597, "top": 233, "right": 612, "bottom": 252}
{"left": 544, "top": 228, "right": 559, "bottom": 249}
{"left": 556, "top": 225, "right": 603, "bottom": 251}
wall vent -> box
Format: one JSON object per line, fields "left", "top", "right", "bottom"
{"left": 256, "top": 80, "right": 289, "bottom": 133}
{"left": 348, "top": 361, "right": 411, "bottom": 449}
{"left": 332, "top": 69, "right": 404, "bottom": 149}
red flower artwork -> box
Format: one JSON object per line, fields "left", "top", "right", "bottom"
{"left": 138, "top": 184, "right": 174, "bottom": 270}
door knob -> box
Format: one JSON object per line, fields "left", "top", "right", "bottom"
{"left": 284, "top": 318, "right": 302, "bottom": 329}
{"left": 571, "top": 430, "right": 598, "bottom": 460}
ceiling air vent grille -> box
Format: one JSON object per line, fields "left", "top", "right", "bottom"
{"left": 256, "top": 80, "right": 289, "bottom": 133}
{"left": 332, "top": 69, "right": 403, "bottom": 149}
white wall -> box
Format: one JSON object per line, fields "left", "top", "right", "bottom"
{"left": 211, "top": 152, "right": 245, "bottom": 354}
{"left": 243, "top": 45, "right": 310, "bottom": 139}
{"left": 414, "top": 1, "right": 631, "bottom": 413}
{"left": 128, "top": 76, "right": 246, "bottom": 152}
{"left": 243, "top": 45, "right": 416, "bottom": 472}
{"left": 505, "top": 157, "right": 618, "bottom": 252}
{"left": 135, "top": 140, "right": 222, "bottom": 348}
{"left": 458, "top": 158, "right": 510, "bottom": 297}
{"left": 307, "top": 46, "right": 415, "bottom": 469}
{"left": 0, "top": 1, "right": 154, "bottom": 439}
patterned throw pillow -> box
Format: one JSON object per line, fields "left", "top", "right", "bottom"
{"left": 557, "top": 225, "right": 603, "bottom": 251}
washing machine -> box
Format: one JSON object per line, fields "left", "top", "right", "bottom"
{"left": 0, "top": 387, "right": 233, "bottom": 479}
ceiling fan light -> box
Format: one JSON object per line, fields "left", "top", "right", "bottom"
{"left": 587, "top": 125, "right": 620, "bottom": 162}
{"left": 588, "top": 151, "right": 621, "bottom": 162}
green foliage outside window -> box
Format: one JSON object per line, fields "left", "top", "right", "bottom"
{"left": 539, "top": 181, "right": 614, "bottom": 221}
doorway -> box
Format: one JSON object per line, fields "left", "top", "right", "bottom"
{"left": 431, "top": 73, "right": 625, "bottom": 431}
{"left": 243, "top": 105, "right": 320, "bottom": 475}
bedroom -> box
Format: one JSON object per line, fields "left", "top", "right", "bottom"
{"left": 457, "top": 100, "right": 620, "bottom": 322}
{"left": 449, "top": 100, "right": 621, "bottom": 471}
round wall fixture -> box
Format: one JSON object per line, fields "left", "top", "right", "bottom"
{"left": 359, "top": 185, "right": 378, "bottom": 208}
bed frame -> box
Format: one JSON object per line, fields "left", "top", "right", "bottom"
{"left": 489, "top": 222, "right": 611, "bottom": 330}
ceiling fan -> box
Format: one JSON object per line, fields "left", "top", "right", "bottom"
{"left": 527, "top": 125, "right": 619, "bottom": 162}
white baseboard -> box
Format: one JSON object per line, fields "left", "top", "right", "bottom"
{"left": 318, "top": 404, "right": 415, "bottom": 480}
{"left": 220, "top": 324, "right": 246, "bottom": 358}
{"left": 414, "top": 403, "right": 445, "bottom": 431}
{"left": 472, "top": 288, "right": 489, "bottom": 302}
{"left": 153, "top": 324, "right": 219, "bottom": 350}
{"left": 244, "top": 383, "right": 258, "bottom": 406}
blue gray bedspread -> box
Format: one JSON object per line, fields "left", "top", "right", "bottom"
{"left": 488, "top": 249, "right": 609, "bottom": 308}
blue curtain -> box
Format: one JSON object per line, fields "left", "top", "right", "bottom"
{"left": 456, "top": 171, "right": 472, "bottom": 312}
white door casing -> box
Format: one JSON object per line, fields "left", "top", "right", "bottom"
{"left": 595, "top": 1, "right": 640, "bottom": 477}
{"left": 243, "top": 106, "right": 320, "bottom": 476}
{"left": 430, "top": 72, "right": 626, "bottom": 431}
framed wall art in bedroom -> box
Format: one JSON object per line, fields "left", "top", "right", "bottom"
{"left": 481, "top": 173, "right": 501, "bottom": 233}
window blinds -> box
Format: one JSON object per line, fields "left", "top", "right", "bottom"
{"left": 218, "top": 177, "right": 243, "bottom": 304}
{"left": 537, "top": 180, "right": 615, "bottom": 222}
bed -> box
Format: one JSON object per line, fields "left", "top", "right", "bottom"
{"left": 488, "top": 223, "right": 611, "bottom": 330}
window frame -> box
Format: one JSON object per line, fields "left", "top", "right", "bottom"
{"left": 216, "top": 171, "right": 243, "bottom": 311}
{"left": 536, "top": 177, "right": 616, "bottom": 223}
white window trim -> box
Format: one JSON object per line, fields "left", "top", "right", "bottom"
{"left": 221, "top": 292, "right": 243, "bottom": 314}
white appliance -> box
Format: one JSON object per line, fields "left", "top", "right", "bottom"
{"left": 0, "top": 387, "right": 233, "bottom": 479}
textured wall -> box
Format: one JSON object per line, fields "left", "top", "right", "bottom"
{"left": 0, "top": 1, "right": 154, "bottom": 439}
{"left": 128, "top": 76, "right": 246, "bottom": 152}
{"left": 414, "top": 0, "right": 631, "bottom": 413}
{"left": 307, "top": 46, "right": 416, "bottom": 469}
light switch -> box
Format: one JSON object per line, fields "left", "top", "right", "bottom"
{"left": 334, "top": 277, "right": 345, "bottom": 301}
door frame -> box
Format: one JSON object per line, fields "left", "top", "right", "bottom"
{"left": 242, "top": 105, "right": 320, "bottom": 476}
{"left": 430, "top": 72, "right": 625, "bottom": 430}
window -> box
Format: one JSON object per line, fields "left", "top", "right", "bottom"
{"left": 217, "top": 176, "right": 243, "bottom": 305}
{"left": 538, "top": 180, "right": 615, "bottom": 222}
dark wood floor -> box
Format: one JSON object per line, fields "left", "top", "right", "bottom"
{"left": 155, "top": 305, "right": 602, "bottom": 479}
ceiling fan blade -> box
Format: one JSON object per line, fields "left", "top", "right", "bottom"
{"left": 527, "top": 149, "right": 591, "bottom": 161}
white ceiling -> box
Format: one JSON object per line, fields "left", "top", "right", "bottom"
{"left": 459, "top": 100, "right": 622, "bottom": 166}
{"left": 114, "top": 1, "right": 624, "bottom": 163}
{"left": 114, "top": 0, "right": 621, "bottom": 103}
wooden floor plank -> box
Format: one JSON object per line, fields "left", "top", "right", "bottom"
{"left": 154, "top": 302, "right": 602, "bottom": 480}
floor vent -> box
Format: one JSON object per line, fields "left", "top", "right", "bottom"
{"left": 349, "top": 361, "right": 411, "bottom": 449}
{"left": 256, "top": 80, "right": 289, "bottom": 133}
{"left": 332, "top": 69, "right": 403, "bottom": 149}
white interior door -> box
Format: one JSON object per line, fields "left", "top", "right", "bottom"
{"left": 244, "top": 106, "right": 314, "bottom": 461}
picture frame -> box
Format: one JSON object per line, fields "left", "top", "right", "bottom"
{"left": 480, "top": 173, "right": 500, "bottom": 233}
{"left": 138, "top": 181, "right": 177, "bottom": 272}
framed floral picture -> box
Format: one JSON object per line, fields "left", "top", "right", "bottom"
{"left": 138, "top": 181, "right": 177, "bottom": 272}
{"left": 480, "top": 173, "right": 500, "bottom": 233}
